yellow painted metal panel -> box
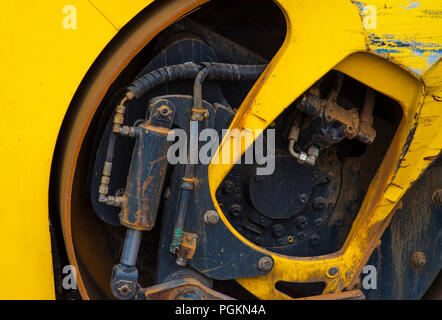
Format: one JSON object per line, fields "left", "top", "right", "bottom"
{"left": 0, "top": 0, "right": 152, "bottom": 299}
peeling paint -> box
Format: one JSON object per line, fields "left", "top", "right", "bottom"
{"left": 352, "top": 0, "right": 442, "bottom": 75}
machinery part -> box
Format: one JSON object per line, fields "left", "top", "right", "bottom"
{"left": 141, "top": 277, "right": 234, "bottom": 300}
{"left": 120, "top": 99, "right": 175, "bottom": 230}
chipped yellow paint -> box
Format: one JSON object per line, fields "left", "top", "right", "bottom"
{"left": 353, "top": 0, "right": 442, "bottom": 75}
{"left": 0, "top": 0, "right": 153, "bottom": 299}
{"left": 208, "top": 0, "right": 442, "bottom": 299}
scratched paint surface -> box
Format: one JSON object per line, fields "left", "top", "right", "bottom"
{"left": 352, "top": 0, "right": 442, "bottom": 75}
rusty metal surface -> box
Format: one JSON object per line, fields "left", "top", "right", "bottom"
{"left": 142, "top": 277, "right": 234, "bottom": 300}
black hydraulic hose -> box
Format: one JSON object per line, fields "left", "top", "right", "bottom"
{"left": 126, "top": 62, "right": 267, "bottom": 100}
{"left": 127, "top": 62, "right": 202, "bottom": 99}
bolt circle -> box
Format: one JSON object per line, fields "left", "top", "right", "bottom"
{"left": 258, "top": 257, "right": 274, "bottom": 272}
{"left": 204, "top": 210, "right": 220, "bottom": 225}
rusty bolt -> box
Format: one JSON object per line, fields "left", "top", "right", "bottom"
{"left": 411, "top": 251, "right": 427, "bottom": 270}
{"left": 204, "top": 210, "right": 219, "bottom": 225}
{"left": 158, "top": 105, "right": 172, "bottom": 117}
{"left": 432, "top": 189, "right": 442, "bottom": 206}
{"left": 258, "top": 257, "right": 274, "bottom": 272}
{"left": 299, "top": 194, "right": 309, "bottom": 204}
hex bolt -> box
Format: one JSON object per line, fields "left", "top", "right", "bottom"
{"left": 176, "top": 257, "right": 187, "bottom": 266}
{"left": 228, "top": 204, "right": 242, "bottom": 217}
{"left": 313, "top": 197, "right": 326, "bottom": 211}
{"left": 432, "top": 189, "right": 442, "bottom": 206}
{"left": 204, "top": 210, "right": 220, "bottom": 225}
{"left": 315, "top": 218, "right": 323, "bottom": 226}
{"left": 327, "top": 267, "right": 339, "bottom": 278}
{"left": 222, "top": 181, "right": 235, "bottom": 194}
{"left": 299, "top": 194, "right": 309, "bottom": 204}
{"left": 295, "top": 216, "right": 308, "bottom": 230}
{"left": 411, "top": 251, "right": 427, "bottom": 270}
{"left": 258, "top": 257, "right": 274, "bottom": 272}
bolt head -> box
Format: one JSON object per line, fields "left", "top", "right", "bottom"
{"left": 117, "top": 283, "right": 134, "bottom": 297}
{"left": 313, "top": 197, "right": 326, "bottom": 211}
{"left": 176, "top": 257, "right": 187, "bottom": 266}
{"left": 222, "top": 181, "right": 235, "bottom": 194}
{"left": 296, "top": 216, "right": 308, "bottom": 230}
{"left": 204, "top": 210, "right": 220, "bottom": 225}
{"left": 258, "top": 257, "right": 274, "bottom": 272}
